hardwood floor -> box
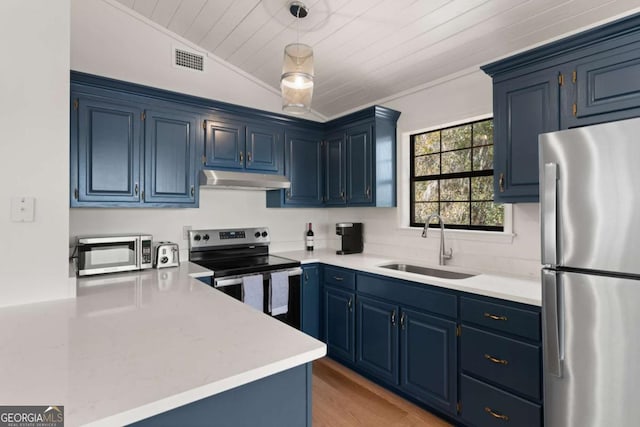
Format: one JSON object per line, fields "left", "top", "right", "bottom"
{"left": 312, "top": 358, "right": 453, "bottom": 427}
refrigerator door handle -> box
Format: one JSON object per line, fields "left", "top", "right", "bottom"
{"left": 543, "top": 270, "right": 563, "bottom": 377}
{"left": 542, "top": 162, "right": 559, "bottom": 266}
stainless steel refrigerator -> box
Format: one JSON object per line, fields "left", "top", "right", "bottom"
{"left": 539, "top": 117, "right": 640, "bottom": 427}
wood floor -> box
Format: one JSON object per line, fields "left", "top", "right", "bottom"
{"left": 312, "top": 358, "right": 453, "bottom": 427}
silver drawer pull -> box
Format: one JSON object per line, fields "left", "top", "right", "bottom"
{"left": 484, "top": 354, "right": 509, "bottom": 365}
{"left": 333, "top": 276, "right": 344, "bottom": 281}
{"left": 484, "top": 312, "right": 508, "bottom": 321}
{"left": 485, "top": 406, "right": 509, "bottom": 421}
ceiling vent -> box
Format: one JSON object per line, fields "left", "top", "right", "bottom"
{"left": 174, "top": 48, "right": 204, "bottom": 72}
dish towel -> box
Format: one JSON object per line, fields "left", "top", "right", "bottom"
{"left": 242, "top": 275, "right": 264, "bottom": 312}
{"left": 269, "top": 271, "right": 290, "bottom": 316}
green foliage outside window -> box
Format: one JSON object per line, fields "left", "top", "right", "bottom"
{"left": 411, "top": 119, "right": 504, "bottom": 231}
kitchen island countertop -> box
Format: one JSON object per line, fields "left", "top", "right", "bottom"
{"left": 0, "top": 262, "right": 325, "bottom": 426}
{"left": 276, "top": 249, "right": 541, "bottom": 306}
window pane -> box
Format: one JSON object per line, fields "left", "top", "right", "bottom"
{"left": 415, "top": 154, "right": 440, "bottom": 176}
{"left": 414, "top": 132, "right": 440, "bottom": 155}
{"left": 442, "top": 149, "right": 471, "bottom": 174}
{"left": 441, "top": 202, "right": 470, "bottom": 225}
{"left": 473, "top": 120, "right": 493, "bottom": 146}
{"left": 471, "top": 176, "right": 493, "bottom": 201}
{"left": 441, "top": 125, "right": 471, "bottom": 151}
{"left": 414, "top": 202, "right": 439, "bottom": 224}
{"left": 472, "top": 202, "right": 504, "bottom": 226}
{"left": 440, "top": 178, "right": 469, "bottom": 201}
{"left": 472, "top": 145, "right": 493, "bottom": 171}
{"left": 414, "top": 181, "right": 438, "bottom": 202}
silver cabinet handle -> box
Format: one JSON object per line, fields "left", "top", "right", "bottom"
{"left": 134, "top": 183, "right": 139, "bottom": 196}
{"left": 347, "top": 298, "right": 352, "bottom": 311}
{"left": 498, "top": 172, "right": 505, "bottom": 192}
{"left": 391, "top": 310, "right": 396, "bottom": 326}
{"left": 190, "top": 186, "right": 195, "bottom": 197}
{"left": 247, "top": 152, "right": 252, "bottom": 162}
{"left": 400, "top": 312, "right": 406, "bottom": 330}
{"left": 239, "top": 151, "right": 244, "bottom": 163}
{"left": 365, "top": 186, "right": 371, "bottom": 198}
{"left": 304, "top": 272, "right": 309, "bottom": 281}
{"left": 333, "top": 276, "right": 344, "bottom": 281}
{"left": 340, "top": 191, "right": 345, "bottom": 200}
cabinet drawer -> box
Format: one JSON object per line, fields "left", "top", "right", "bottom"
{"left": 461, "top": 374, "right": 541, "bottom": 427}
{"left": 461, "top": 297, "right": 540, "bottom": 341}
{"left": 357, "top": 273, "right": 456, "bottom": 318}
{"left": 324, "top": 266, "right": 355, "bottom": 290}
{"left": 461, "top": 326, "right": 541, "bottom": 400}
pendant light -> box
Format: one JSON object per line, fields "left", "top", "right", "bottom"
{"left": 281, "top": 1, "right": 314, "bottom": 114}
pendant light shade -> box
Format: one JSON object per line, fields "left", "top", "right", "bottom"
{"left": 281, "top": 43, "right": 314, "bottom": 114}
{"left": 281, "top": 2, "right": 313, "bottom": 114}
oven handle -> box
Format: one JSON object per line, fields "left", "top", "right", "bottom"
{"left": 213, "top": 267, "right": 302, "bottom": 288}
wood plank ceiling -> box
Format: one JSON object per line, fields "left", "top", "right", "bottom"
{"left": 115, "top": 0, "right": 640, "bottom": 118}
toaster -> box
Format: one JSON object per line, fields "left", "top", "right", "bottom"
{"left": 153, "top": 242, "right": 180, "bottom": 269}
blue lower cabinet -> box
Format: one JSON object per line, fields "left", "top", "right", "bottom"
{"left": 460, "top": 374, "right": 541, "bottom": 427}
{"left": 356, "top": 295, "right": 399, "bottom": 384}
{"left": 400, "top": 307, "right": 458, "bottom": 415}
{"left": 143, "top": 108, "right": 198, "bottom": 206}
{"left": 301, "top": 265, "right": 321, "bottom": 340}
{"left": 130, "top": 363, "right": 312, "bottom": 427}
{"left": 324, "top": 286, "right": 355, "bottom": 363}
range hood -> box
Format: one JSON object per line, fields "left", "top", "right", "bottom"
{"left": 199, "top": 170, "right": 291, "bottom": 191}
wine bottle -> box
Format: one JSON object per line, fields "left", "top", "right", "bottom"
{"left": 306, "top": 223, "right": 314, "bottom": 251}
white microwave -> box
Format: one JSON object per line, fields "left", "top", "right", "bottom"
{"left": 76, "top": 234, "right": 153, "bottom": 276}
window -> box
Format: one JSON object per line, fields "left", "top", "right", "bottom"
{"left": 410, "top": 118, "right": 503, "bottom": 231}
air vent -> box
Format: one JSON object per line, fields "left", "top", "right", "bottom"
{"left": 174, "top": 48, "right": 204, "bottom": 72}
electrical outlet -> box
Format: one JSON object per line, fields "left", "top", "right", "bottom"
{"left": 183, "top": 225, "right": 192, "bottom": 240}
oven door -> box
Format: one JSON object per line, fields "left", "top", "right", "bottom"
{"left": 213, "top": 267, "right": 302, "bottom": 329}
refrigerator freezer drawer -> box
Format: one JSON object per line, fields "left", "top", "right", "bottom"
{"left": 461, "top": 297, "right": 541, "bottom": 341}
{"left": 462, "top": 326, "right": 541, "bottom": 400}
{"left": 460, "top": 374, "right": 541, "bottom": 427}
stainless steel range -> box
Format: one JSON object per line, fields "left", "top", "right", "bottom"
{"left": 188, "top": 227, "right": 302, "bottom": 329}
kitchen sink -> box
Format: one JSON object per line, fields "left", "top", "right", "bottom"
{"left": 379, "top": 263, "right": 476, "bottom": 279}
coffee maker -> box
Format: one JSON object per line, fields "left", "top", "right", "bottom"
{"left": 336, "top": 223, "right": 363, "bottom": 255}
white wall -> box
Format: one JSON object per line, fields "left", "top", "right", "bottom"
{"left": 0, "top": 1, "right": 72, "bottom": 307}
{"left": 71, "top": 0, "right": 325, "bottom": 121}
{"left": 329, "top": 70, "right": 541, "bottom": 278}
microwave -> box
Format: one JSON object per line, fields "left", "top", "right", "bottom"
{"left": 76, "top": 234, "right": 153, "bottom": 276}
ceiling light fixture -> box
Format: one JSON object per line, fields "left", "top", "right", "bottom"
{"left": 281, "top": 1, "right": 313, "bottom": 114}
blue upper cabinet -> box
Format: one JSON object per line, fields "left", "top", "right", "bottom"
{"left": 324, "top": 132, "right": 347, "bottom": 206}
{"left": 72, "top": 95, "right": 142, "bottom": 206}
{"left": 492, "top": 68, "right": 560, "bottom": 203}
{"left": 204, "top": 119, "right": 245, "bottom": 170}
{"left": 483, "top": 12, "right": 640, "bottom": 203}
{"left": 246, "top": 123, "right": 283, "bottom": 173}
{"left": 267, "top": 128, "right": 323, "bottom": 207}
{"left": 346, "top": 123, "right": 374, "bottom": 205}
{"left": 144, "top": 108, "right": 198, "bottom": 206}
{"left": 204, "top": 119, "right": 283, "bottom": 173}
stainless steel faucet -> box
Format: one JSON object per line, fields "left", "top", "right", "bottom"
{"left": 422, "top": 213, "right": 452, "bottom": 265}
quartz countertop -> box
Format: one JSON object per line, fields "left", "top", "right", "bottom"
{"left": 0, "top": 262, "right": 326, "bottom": 426}
{"left": 276, "top": 249, "right": 541, "bottom": 306}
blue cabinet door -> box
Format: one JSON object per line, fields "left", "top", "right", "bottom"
{"left": 567, "top": 43, "right": 640, "bottom": 127}
{"left": 143, "top": 109, "right": 198, "bottom": 206}
{"left": 356, "top": 295, "right": 399, "bottom": 385}
{"left": 283, "top": 130, "right": 323, "bottom": 206}
{"left": 324, "top": 132, "right": 347, "bottom": 206}
{"left": 400, "top": 307, "right": 457, "bottom": 415}
{"left": 347, "top": 123, "right": 374, "bottom": 205}
{"left": 301, "top": 265, "right": 321, "bottom": 340}
{"left": 493, "top": 68, "right": 560, "bottom": 203}
{"left": 204, "top": 119, "right": 245, "bottom": 169}
{"left": 73, "top": 96, "right": 142, "bottom": 205}
{"left": 246, "top": 123, "right": 283, "bottom": 173}
{"left": 324, "top": 286, "right": 355, "bottom": 363}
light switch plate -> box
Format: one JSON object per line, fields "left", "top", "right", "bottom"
{"left": 11, "top": 197, "right": 35, "bottom": 222}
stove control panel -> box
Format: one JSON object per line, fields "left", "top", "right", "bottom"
{"left": 189, "top": 227, "right": 270, "bottom": 249}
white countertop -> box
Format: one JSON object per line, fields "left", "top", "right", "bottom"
{"left": 276, "top": 249, "right": 541, "bottom": 306}
{"left": 0, "top": 263, "right": 326, "bottom": 427}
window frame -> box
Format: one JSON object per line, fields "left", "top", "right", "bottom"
{"left": 409, "top": 118, "right": 503, "bottom": 232}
